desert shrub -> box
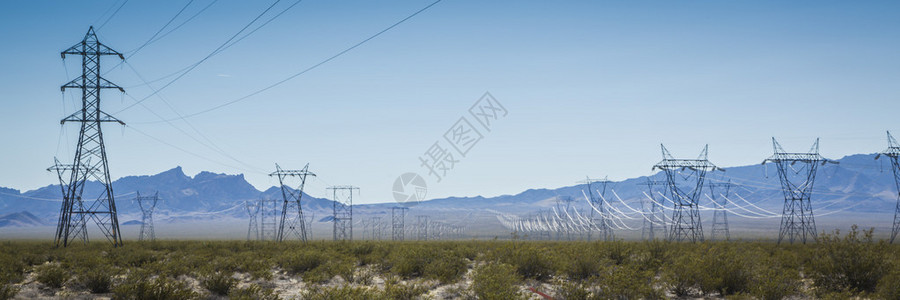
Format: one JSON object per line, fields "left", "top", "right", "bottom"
{"left": 748, "top": 259, "right": 800, "bottom": 300}
{"left": 809, "top": 225, "right": 889, "bottom": 295}
{"left": 662, "top": 251, "right": 701, "bottom": 297}
{"left": 555, "top": 281, "right": 590, "bottom": 300}
{"left": 389, "top": 246, "right": 432, "bottom": 278}
{"left": 201, "top": 272, "right": 237, "bottom": 296}
{"left": 80, "top": 265, "right": 115, "bottom": 293}
{"left": 302, "top": 285, "right": 378, "bottom": 300}
{"left": 423, "top": 254, "right": 467, "bottom": 283}
{"left": 229, "top": 284, "right": 280, "bottom": 300}
{"left": 594, "top": 264, "right": 664, "bottom": 300}
{"left": 498, "top": 244, "right": 555, "bottom": 280}
{"left": 604, "top": 241, "right": 632, "bottom": 265}
{"left": 472, "top": 262, "right": 523, "bottom": 300}
{"left": 280, "top": 250, "right": 325, "bottom": 275}
{"left": 382, "top": 279, "right": 428, "bottom": 300}
{"left": 112, "top": 275, "right": 199, "bottom": 300}
{"left": 565, "top": 254, "right": 603, "bottom": 281}
{"left": 877, "top": 266, "right": 900, "bottom": 300}
{"left": 35, "top": 263, "right": 69, "bottom": 289}
{"left": 0, "top": 284, "right": 18, "bottom": 300}
{"left": 696, "top": 244, "right": 752, "bottom": 295}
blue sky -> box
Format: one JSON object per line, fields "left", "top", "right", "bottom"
{"left": 1, "top": 1, "right": 899, "bottom": 203}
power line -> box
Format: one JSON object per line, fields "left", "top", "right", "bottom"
{"left": 113, "top": 0, "right": 285, "bottom": 114}
{"left": 131, "top": 0, "right": 444, "bottom": 124}
{"left": 97, "top": 0, "right": 130, "bottom": 30}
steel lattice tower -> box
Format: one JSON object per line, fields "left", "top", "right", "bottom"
{"left": 55, "top": 27, "right": 126, "bottom": 247}
{"left": 245, "top": 200, "right": 260, "bottom": 241}
{"left": 875, "top": 131, "right": 900, "bottom": 243}
{"left": 641, "top": 179, "right": 668, "bottom": 240}
{"left": 581, "top": 177, "right": 614, "bottom": 241}
{"left": 764, "top": 138, "right": 835, "bottom": 244}
{"left": 708, "top": 180, "right": 733, "bottom": 241}
{"left": 653, "top": 144, "right": 723, "bottom": 242}
{"left": 370, "top": 216, "right": 383, "bottom": 240}
{"left": 48, "top": 159, "right": 89, "bottom": 244}
{"left": 135, "top": 192, "right": 159, "bottom": 241}
{"left": 270, "top": 164, "right": 316, "bottom": 242}
{"left": 259, "top": 198, "right": 279, "bottom": 241}
{"left": 328, "top": 186, "right": 358, "bottom": 241}
{"left": 416, "top": 215, "right": 429, "bottom": 241}
{"left": 392, "top": 207, "right": 408, "bottom": 241}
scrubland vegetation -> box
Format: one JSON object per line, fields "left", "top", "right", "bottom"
{"left": 0, "top": 225, "right": 898, "bottom": 299}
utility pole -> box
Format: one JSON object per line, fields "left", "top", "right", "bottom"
{"left": 55, "top": 27, "right": 126, "bottom": 247}
{"left": 328, "top": 185, "right": 358, "bottom": 241}
{"left": 764, "top": 138, "right": 836, "bottom": 244}
{"left": 653, "top": 144, "right": 723, "bottom": 242}
{"left": 134, "top": 191, "right": 159, "bottom": 241}
{"left": 876, "top": 131, "right": 900, "bottom": 243}
{"left": 581, "top": 177, "right": 613, "bottom": 241}
{"left": 641, "top": 179, "right": 668, "bottom": 240}
{"left": 392, "top": 207, "right": 408, "bottom": 241}
{"left": 708, "top": 180, "right": 733, "bottom": 241}
{"left": 245, "top": 199, "right": 260, "bottom": 241}
{"left": 270, "top": 164, "right": 316, "bottom": 242}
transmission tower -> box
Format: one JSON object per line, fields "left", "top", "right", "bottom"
{"left": 328, "top": 185, "right": 358, "bottom": 241}
{"left": 653, "top": 144, "right": 723, "bottom": 242}
{"left": 581, "top": 177, "right": 613, "bottom": 241}
{"left": 392, "top": 207, "right": 408, "bottom": 241}
{"left": 270, "top": 164, "right": 316, "bottom": 242}
{"left": 55, "top": 27, "right": 126, "bottom": 247}
{"left": 134, "top": 191, "right": 159, "bottom": 241}
{"left": 48, "top": 159, "right": 89, "bottom": 245}
{"left": 416, "top": 215, "right": 429, "bottom": 241}
{"left": 641, "top": 179, "right": 668, "bottom": 240}
{"left": 370, "top": 216, "right": 383, "bottom": 240}
{"left": 764, "top": 138, "right": 836, "bottom": 244}
{"left": 245, "top": 200, "right": 260, "bottom": 241}
{"left": 708, "top": 180, "right": 733, "bottom": 241}
{"left": 259, "top": 198, "right": 279, "bottom": 241}
{"left": 876, "top": 131, "right": 900, "bottom": 243}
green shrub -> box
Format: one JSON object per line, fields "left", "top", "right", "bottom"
{"left": 809, "top": 225, "right": 889, "bottom": 295}
{"left": 80, "top": 266, "right": 115, "bottom": 293}
{"left": 229, "top": 284, "right": 280, "bottom": 300}
{"left": 877, "top": 266, "right": 900, "bottom": 300}
{"left": 423, "top": 255, "right": 467, "bottom": 283}
{"left": 594, "top": 264, "right": 664, "bottom": 300}
{"left": 500, "top": 245, "right": 555, "bottom": 280}
{"left": 35, "top": 263, "right": 69, "bottom": 289}
{"left": 302, "top": 285, "right": 378, "bottom": 300}
{"left": 0, "top": 284, "right": 18, "bottom": 300}
{"left": 201, "top": 272, "right": 237, "bottom": 296}
{"left": 565, "top": 255, "right": 603, "bottom": 280}
{"left": 281, "top": 251, "right": 325, "bottom": 275}
{"left": 112, "top": 275, "right": 199, "bottom": 300}
{"left": 662, "top": 252, "right": 700, "bottom": 297}
{"left": 472, "top": 262, "right": 523, "bottom": 300}
{"left": 382, "top": 280, "right": 428, "bottom": 300}
{"left": 696, "top": 244, "right": 752, "bottom": 295}
{"left": 749, "top": 262, "right": 799, "bottom": 300}
{"left": 555, "top": 281, "right": 590, "bottom": 300}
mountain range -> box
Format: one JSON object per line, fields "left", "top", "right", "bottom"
{"left": 0, "top": 153, "right": 897, "bottom": 239}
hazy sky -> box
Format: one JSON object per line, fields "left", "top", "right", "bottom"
{"left": 1, "top": 1, "right": 899, "bottom": 203}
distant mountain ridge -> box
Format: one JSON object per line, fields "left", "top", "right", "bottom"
{"left": 0, "top": 153, "right": 897, "bottom": 230}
